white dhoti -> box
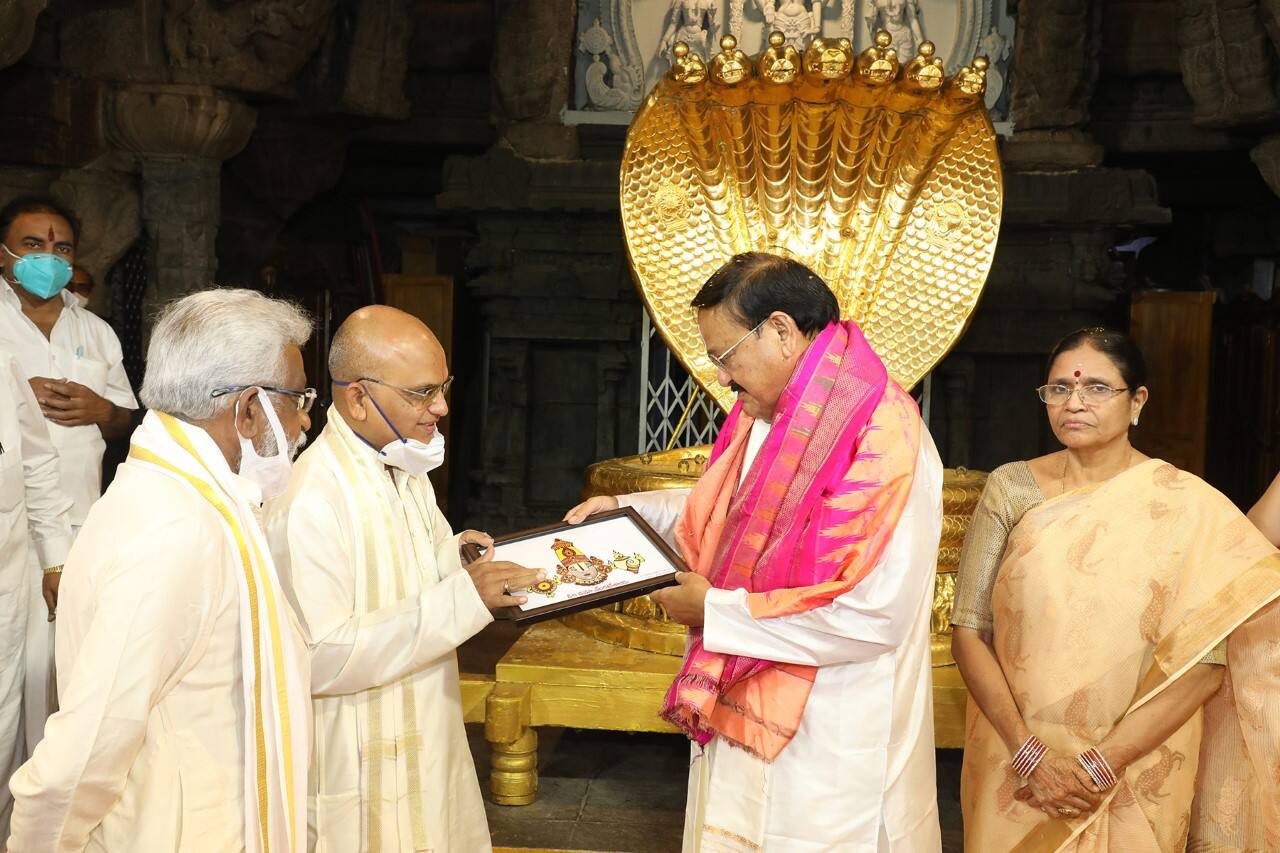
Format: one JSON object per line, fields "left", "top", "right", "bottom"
{"left": 0, "top": 348, "right": 72, "bottom": 843}
{"left": 21, "top": 548, "right": 57, "bottom": 756}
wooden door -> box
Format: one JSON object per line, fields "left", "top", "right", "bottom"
{"left": 1129, "top": 290, "right": 1215, "bottom": 476}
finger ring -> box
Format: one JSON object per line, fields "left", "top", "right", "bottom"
{"left": 1057, "top": 807, "right": 1075, "bottom": 816}
{"left": 502, "top": 582, "right": 510, "bottom": 595}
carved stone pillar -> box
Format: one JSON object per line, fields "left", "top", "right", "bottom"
{"left": 105, "top": 84, "right": 256, "bottom": 312}
{"left": 1003, "top": 0, "right": 1106, "bottom": 170}
{"left": 1178, "top": 0, "right": 1280, "bottom": 128}
{"left": 492, "top": 0, "right": 579, "bottom": 159}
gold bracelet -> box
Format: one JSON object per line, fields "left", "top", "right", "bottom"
{"left": 43, "top": 565, "right": 63, "bottom": 575}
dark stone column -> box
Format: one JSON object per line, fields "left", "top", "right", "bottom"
{"left": 1003, "top": 0, "right": 1106, "bottom": 170}
{"left": 106, "top": 84, "right": 256, "bottom": 311}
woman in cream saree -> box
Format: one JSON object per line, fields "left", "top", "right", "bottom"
{"left": 954, "top": 328, "right": 1280, "bottom": 851}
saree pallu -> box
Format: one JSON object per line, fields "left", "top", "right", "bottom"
{"left": 961, "top": 459, "right": 1280, "bottom": 852}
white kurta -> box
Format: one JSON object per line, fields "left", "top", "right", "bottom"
{"left": 0, "top": 284, "right": 138, "bottom": 526}
{"left": 265, "top": 412, "right": 494, "bottom": 853}
{"left": 0, "top": 283, "right": 138, "bottom": 760}
{"left": 6, "top": 418, "right": 301, "bottom": 853}
{"left": 0, "top": 349, "right": 72, "bottom": 842}
{"left": 620, "top": 422, "right": 944, "bottom": 852}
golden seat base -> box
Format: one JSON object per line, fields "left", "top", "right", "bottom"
{"left": 463, "top": 620, "right": 970, "bottom": 805}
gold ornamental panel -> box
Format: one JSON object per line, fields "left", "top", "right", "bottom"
{"left": 621, "top": 33, "right": 1003, "bottom": 411}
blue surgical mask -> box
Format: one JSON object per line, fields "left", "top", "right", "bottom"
{"left": 2, "top": 244, "right": 73, "bottom": 300}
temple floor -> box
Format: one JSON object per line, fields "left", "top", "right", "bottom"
{"left": 460, "top": 624, "right": 965, "bottom": 852}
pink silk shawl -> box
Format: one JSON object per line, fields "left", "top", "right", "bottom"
{"left": 662, "top": 320, "right": 922, "bottom": 759}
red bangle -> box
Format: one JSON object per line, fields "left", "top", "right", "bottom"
{"left": 1011, "top": 734, "right": 1047, "bottom": 778}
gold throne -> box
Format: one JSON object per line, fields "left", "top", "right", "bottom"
{"left": 467, "top": 30, "right": 1003, "bottom": 806}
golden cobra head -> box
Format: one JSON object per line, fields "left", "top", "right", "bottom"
{"left": 710, "top": 34, "right": 752, "bottom": 86}
{"left": 757, "top": 31, "right": 801, "bottom": 85}
{"left": 670, "top": 41, "right": 708, "bottom": 85}
{"left": 621, "top": 28, "right": 1004, "bottom": 409}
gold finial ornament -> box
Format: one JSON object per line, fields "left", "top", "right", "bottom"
{"left": 669, "top": 41, "right": 707, "bottom": 85}
{"left": 857, "top": 29, "right": 899, "bottom": 84}
{"left": 956, "top": 55, "right": 989, "bottom": 96}
{"left": 710, "top": 33, "right": 751, "bottom": 85}
{"left": 803, "top": 37, "right": 854, "bottom": 80}
{"left": 621, "top": 28, "right": 1004, "bottom": 410}
{"left": 905, "top": 40, "right": 945, "bottom": 90}
{"left": 757, "top": 30, "right": 800, "bottom": 84}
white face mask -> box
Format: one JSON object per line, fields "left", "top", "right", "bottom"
{"left": 236, "top": 389, "right": 299, "bottom": 500}
{"left": 378, "top": 428, "right": 445, "bottom": 476}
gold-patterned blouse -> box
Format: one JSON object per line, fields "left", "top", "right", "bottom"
{"left": 950, "top": 460, "right": 1227, "bottom": 664}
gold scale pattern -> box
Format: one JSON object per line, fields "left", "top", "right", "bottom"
{"left": 621, "top": 32, "right": 1003, "bottom": 409}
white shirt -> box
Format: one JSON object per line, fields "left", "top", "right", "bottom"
{"left": 0, "top": 283, "right": 138, "bottom": 525}
{"left": 0, "top": 348, "right": 72, "bottom": 571}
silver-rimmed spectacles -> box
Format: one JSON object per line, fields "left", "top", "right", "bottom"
{"left": 355, "top": 375, "right": 454, "bottom": 409}
{"left": 707, "top": 320, "right": 766, "bottom": 371}
{"left": 1036, "top": 383, "right": 1129, "bottom": 406}
{"left": 211, "top": 385, "right": 317, "bottom": 413}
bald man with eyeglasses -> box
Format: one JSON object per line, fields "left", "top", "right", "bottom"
{"left": 264, "top": 305, "right": 543, "bottom": 853}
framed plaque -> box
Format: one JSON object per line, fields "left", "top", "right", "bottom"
{"left": 462, "top": 507, "right": 685, "bottom": 623}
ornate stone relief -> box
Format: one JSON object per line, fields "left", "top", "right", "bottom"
{"left": 0, "top": 0, "right": 47, "bottom": 71}
{"left": 569, "top": 0, "right": 1014, "bottom": 124}
{"left": 163, "top": 0, "right": 336, "bottom": 95}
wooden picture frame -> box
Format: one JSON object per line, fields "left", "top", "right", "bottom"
{"left": 461, "top": 507, "right": 685, "bottom": 623}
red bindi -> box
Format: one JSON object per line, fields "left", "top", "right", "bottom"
{"left": 47, "top": 225, "right": 54, "bottom": 242}
{"left": 1073, "top": 370, "right": 1081, "bottom": 378}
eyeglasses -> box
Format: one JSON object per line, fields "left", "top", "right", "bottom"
{"left": 1036, "top": 383, "right": 1129, "bottom": 406}
{"left": 210, "top": 385, "right": 318, "bottom": 413}
{"left": 356, "top": 376, "right": 454, "bottom": 409}
{"left": 706, "top": 320, "right": 766, "bottom": 371}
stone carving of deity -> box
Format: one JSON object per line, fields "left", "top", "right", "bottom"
{"left": 757, "top": 0, "right": 826, "bottom": 52}
{"left": 579, "top": 18, "right": 643, "bottom": 111}
{"left": 658, "top": 0, "right": 720, "bottom": 64}
{"left": 865, "top": 0, "right": 924, "bottom": 60}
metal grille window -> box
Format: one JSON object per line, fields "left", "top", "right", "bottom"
{"left": 638, "top": 312, "right": 724, "bottom": 452}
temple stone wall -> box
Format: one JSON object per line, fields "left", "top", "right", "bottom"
{"left": 1, "top": 0, "right": 1278, "bottom": 523}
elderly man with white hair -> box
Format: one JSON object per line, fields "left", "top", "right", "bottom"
{"left": 6, "top": 289, "right": 313, "bottom": 853}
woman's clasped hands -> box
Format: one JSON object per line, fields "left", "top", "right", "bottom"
{"left": 1014, "top": 751, "right": 1104, "bottom": 819}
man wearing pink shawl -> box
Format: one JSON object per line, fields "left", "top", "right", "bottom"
{"left": 566, "top": 253, "right": 944, "bottom": 851}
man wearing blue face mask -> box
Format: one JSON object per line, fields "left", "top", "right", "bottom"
{"left": 0, "top": 196, "right": 137, "bottom": 770}
{"left": 264, "top": 304, "right": 545, "bottom": 853}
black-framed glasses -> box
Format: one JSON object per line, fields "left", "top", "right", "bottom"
{"left": 355, "top": 375, "right": 454, "bottom": 409}
{"left": 1036, "top": 383, "right": 1128, "bottom": 406}
{"left": 211, "top": 384, "right": 318, "bottom": 414}
{"left": 706, "top": 320, "right": 766, "bottom": 371}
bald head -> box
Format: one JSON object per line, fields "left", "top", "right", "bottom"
{"left": 329, "top": 305, "right": 450, "bottom": 448}
{"left": 329, "top": 304, "right": 444, "bottom": 382}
